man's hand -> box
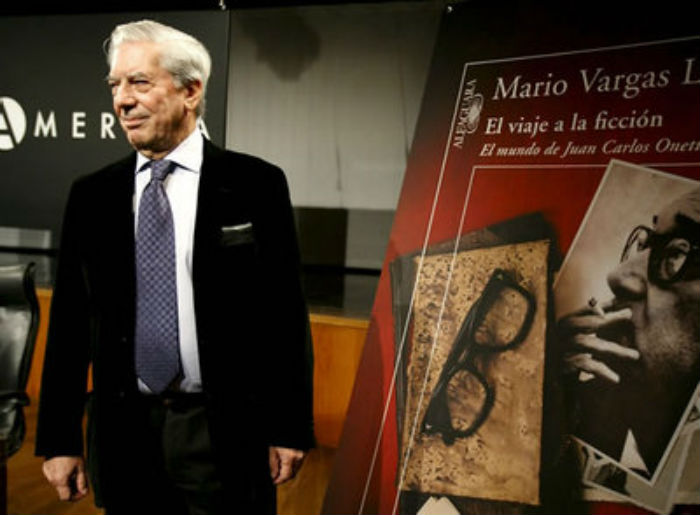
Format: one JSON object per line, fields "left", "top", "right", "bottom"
{"left": 558, "top": 303, "right": 640, "bottom": 384}
{"left": 42, "top": 456, "right": 88, "bottom": 501}
{"left": 269, "top": 446, "right": 306, "bottom": 485}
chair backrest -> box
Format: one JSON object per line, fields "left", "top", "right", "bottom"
{"left": 0, "top": 263, "right": 39, "bottom": 457}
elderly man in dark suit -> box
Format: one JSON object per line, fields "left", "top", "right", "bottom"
{"left": 35, "top": 19, "right": 313, "bottom": 515}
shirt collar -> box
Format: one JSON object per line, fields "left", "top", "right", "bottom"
{"left": 135, "top": 128, "right": 204, "bottom": 174}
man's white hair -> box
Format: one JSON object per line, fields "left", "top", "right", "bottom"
{"left": 106, "top": 20, "right": 211, "bottom": 117}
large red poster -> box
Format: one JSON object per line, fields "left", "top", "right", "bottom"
{"left": 324, "top": 4, "right": 699, "bottom": 514}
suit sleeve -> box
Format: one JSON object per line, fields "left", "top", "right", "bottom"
{"left": 255, "top": 166, "right": 315, "bottom": 451}
{"left": 35, "top": 180, "right": 91, "bottom": 458}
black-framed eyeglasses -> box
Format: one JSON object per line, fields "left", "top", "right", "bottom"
{"left": 420, "top": 268, "right": 535, "bottom": 445}
{"left": 620, "top": 225, "right": 700, "bottom": 285}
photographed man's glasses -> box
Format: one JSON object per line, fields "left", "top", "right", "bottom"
{"left": 420, "top": 268, "right": 535, "bottom": 445}
{"left": 621, "top": 225, "right": 700, "bottom": 285}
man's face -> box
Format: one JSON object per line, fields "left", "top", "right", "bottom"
{"left": 108, "top": 41, "right": 195, "bottom": 159}
{"left": 606, "top": 189, "right": 700, "bottom": 381}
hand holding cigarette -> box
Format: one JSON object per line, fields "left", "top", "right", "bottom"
{"left": 558, "top": 297, "right": 640, "bottom": 384}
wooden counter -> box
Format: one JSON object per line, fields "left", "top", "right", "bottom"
{"left": 308, "top": 313, "right": 367, "bottom": 447}
{"left": 25, "top": 289, "right": 52, "bottom": 402}
{"left": 25, "top": 290, "right": 367, "bottom": 448}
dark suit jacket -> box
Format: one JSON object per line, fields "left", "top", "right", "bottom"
{"left": 36, "top": 139, "right": 314, "bottom": 509}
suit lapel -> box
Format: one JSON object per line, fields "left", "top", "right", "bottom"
{"left": 192, "top": 140, "right": 252, "bottom": 329}
{"left": 192, "top": 139, "right": 222, "bottom": 277}
{"left": 193, "top": 139, "right": 251, "bottom": 267}
{"left": 106, "top": 154, "right": 137, "bottom": 329}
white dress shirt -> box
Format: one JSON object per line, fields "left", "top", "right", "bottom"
{"left": 134, "top": 128, "right": 203, "bottom": 393}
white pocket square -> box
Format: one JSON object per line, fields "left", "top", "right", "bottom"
{"left": 221, "top": 222, "right": 252, "bottom": 232}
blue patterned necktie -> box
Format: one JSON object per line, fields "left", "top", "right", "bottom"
{"left": 135, "top": 159, "right": 180, "bottom": 394}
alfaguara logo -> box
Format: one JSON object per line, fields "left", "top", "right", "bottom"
{"left": 0, "top": 96, "right": 120, "bottom": 151}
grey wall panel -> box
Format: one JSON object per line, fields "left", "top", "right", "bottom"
{"left": 226, "top": 3, "right": 441, "bottom": 211}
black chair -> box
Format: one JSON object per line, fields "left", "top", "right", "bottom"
{"left": 0, "top": 262, "right": 39, "bottom": 459}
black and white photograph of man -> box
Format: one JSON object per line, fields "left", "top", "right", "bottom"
{"left": 555, "top": 159, "right": 699, "bottom": 482}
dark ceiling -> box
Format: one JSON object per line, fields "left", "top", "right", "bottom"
{"left": 0, "top": 0, "right": 434, "bottom": 16}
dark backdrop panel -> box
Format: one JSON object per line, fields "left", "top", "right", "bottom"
{"left": 0, "top": 11, "right": 229, "bottom": 248}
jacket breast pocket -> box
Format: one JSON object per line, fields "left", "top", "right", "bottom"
{"left": 219, "top": 222, "right": 255, "bottom": 247}
{"left": 217, "top": 223, "right": 260, "bottom": 270}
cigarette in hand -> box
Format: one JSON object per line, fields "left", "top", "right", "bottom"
{"left": 588, "top": 297, "right": 605, "bottom": 317}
